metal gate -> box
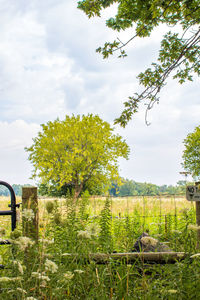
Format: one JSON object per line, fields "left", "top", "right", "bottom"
{"left": 0, "top": 181, "right": 21, "bottom": 244}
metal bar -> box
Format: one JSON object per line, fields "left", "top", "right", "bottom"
{"left": 0, "top": 211, "right": 13, "bottom": 216}
{"left": 0, "top": 240, "right": 11, "bottom": 245}
{"left": 0, "top": 181, "right": 17, "bottom": 231}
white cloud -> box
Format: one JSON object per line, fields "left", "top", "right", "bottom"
{"left": 0, "top": 120, "right": 40, "bottom": 184}
{"left": 0, "top": 0, "right": 199, "bottom": 186}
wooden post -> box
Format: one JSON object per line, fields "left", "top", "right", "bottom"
{"left": 62, "top": 252, "right": 187, "bottom": 264}
{"left": 22, "top": 187, "right": 38, "bottom": 242}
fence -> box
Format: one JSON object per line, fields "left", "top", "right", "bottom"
{"left": 0, "top": 188, "right": 198, "bottom": 264}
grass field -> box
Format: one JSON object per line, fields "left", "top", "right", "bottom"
{"left": 0, "top": 194, "right": 194, "bottom": 237}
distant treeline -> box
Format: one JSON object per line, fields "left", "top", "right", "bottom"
{"left": 109, "top": 179, "right": 189, "bottom": 196}
{"left": 0, "top": 179, "right": 189, "bottom": 197}
{"left": 0, "top": 184, "right": 32, "bottom": 196}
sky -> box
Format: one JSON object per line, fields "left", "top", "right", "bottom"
{"left": 0, "top": 0, "right": 199, "bottom": 186}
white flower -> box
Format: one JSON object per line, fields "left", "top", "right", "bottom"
{"left": 77, "top": 230, "right": 91, "bottom": 239}
{"left": 190, "top": 253, "right": 200, "bottom": 258}
{"left": 31, "top": 272, "right": 50, "bottom": 282}
{"left": 0, "top": 277, "right": 22, "bottom": 282}
{"left": 26, "top": 297, "right": 38, "bottom": 300}
{"left": 22, "top": 209, "right": 35, "bottom": 221}
{"left": 40, "top": 280, "right": 47, "bottom": 288}
{"left": 13, "top": 260, "right": 24, "bottom": 274}
{"left": 14, "top": 237, "right": 35, "bottom": 250}
{"left": 64, "top": 271, "right": 74, "bottom": 280}
{"left": 188, "top": 224, "right": 200, "bottom": 231}
{"left": 141, "top": 236, "right": 158, "bottom": 247}
{"left": 74, "top": 269, "right": 84, "bottom": 274}
{"left": 45, "top": 259, "right": 58, "bottom": 273}
{"left": 16, "top": 288, "right": 27, "bottom": 294}
{"left": 39, "top": 238, "right": 54, "bottom": 245}
{"left": 0, "top": 277, "right": 11, "bottom": 282}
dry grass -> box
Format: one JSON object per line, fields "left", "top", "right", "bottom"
{"left": 0, "top": 194, "right": 194, "bottom": 233}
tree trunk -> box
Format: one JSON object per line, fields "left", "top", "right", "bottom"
{"left": 73, "top": 182, "right": 83, "bottom": 205}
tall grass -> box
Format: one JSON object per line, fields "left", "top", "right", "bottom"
{"left": 0, "top": 194, "right": 199, "bottom": 299}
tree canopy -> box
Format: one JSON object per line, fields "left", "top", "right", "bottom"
{"left": 182, "top": 125, "right": 200, "bottom": 179}
{"left": 25, "top": 114, "right": 129, "bottom": 201}
{"left": 78, "top": 0, "right": 200, "bottom": 126}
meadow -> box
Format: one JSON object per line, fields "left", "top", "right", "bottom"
{"left": 0, "top": 194, "right": 200, "bottom": 299}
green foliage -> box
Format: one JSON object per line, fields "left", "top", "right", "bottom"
{"left": 182, "top": 125, "right": 200, "bottom": 179}
{"left": 78, "top": 0, "right": 200, "bottom": 126}
{"left": 26, "top": 114, "right": 129, "bottom": 200}
{"left": 1, "top": 195, "right": 200, "bottom": 299}
{"left": 99, "top": 198, "right": 113, "bottom": 252}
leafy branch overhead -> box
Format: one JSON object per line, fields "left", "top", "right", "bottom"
{"left": 78, "top": 0, "right": 200, "bottom": 126}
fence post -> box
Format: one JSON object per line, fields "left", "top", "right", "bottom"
{"left": 22, "top": 187, "right": 39, "bottom": 242}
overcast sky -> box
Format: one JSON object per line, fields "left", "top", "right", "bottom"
{"left": 0, "top": 0, "right": 199, "bottom": 186}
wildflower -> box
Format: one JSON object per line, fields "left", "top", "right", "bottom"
{"left": 13, "top": 260, "right": 24, "bottom": 274}
{"left": 188, "top": 224, "right": 200, "bottom": 231}
{"left": 86, "top": 224, "right": 100, "bottom": 237}
{"left": 31, "top": 272, "right": 50, "bottom": 282}
{"left": 167, "top": 289, "right": 177, "bottom": 294}
{"left": 26, "top": 297, "right": 38, "bottom": 300}
{"left": 190, "top": 253, "right": 200, "bottom": 258}
{"left": 74, "top": 269, "right": 84, "bottom": 274}
{"left": 14, "top": 236, "right": 35, "bottom": 250}
{"left": 40, "top": 280, "right": 47, "bottom": 288}
{"left": 0, "top": 277, "right": 22, "bottom": 282}
{"left": 141, "top": 236, "right": 158, "bottom": 247}
{"left": 16, "top": 288, "right": 27, "bottom": 294}
{"left": 7, "top": 290, "right": 15, "bottom": 294}
{"left": 77, "top": 230, "right": 91, "bottom": 239}
{"left": 22, "top": 209, "right": 35, "bottom": 221}
{"left": 0, "top": 277, "right": 11, "bottom": 282}
{"left": 39, "top": 238, "right": 54, "bottom": 245}
{"left": 64, "top": 271, "right": 74, "bottom": 280}
{"left": 45, "top": 259, "right": 58, "bottom": 273}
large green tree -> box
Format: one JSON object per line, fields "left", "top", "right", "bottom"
{"left": 78, "top": 0, "right": 200, "bottom": 126}
{"left": 182, "top": 125, "right": 200, "bottom": 179}
{"left": 26, "top": 114, "right": 129, "bottom": 201}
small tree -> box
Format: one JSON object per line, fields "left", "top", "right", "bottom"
{"left": 26, "top": 114, "right": 129, "bottom": 202}
{"left": 182, "top": 125, "right": 200, "bottom": 179}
